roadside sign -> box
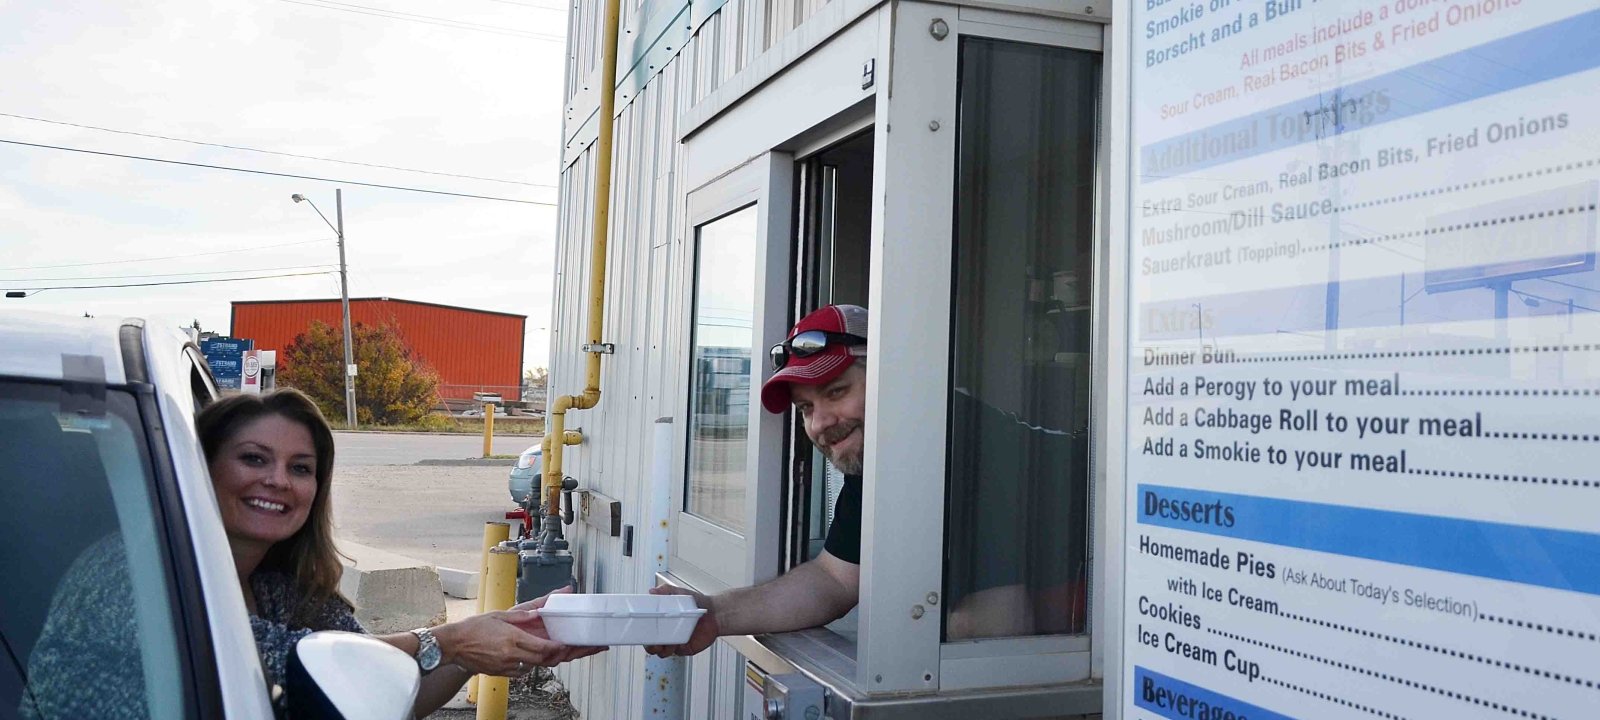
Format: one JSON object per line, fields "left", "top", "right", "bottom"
{"left": 200, "top": 336, "right": 254, "bottom": 391}
{"left": 241, "top": 350, "right": 262, "bottom": 395}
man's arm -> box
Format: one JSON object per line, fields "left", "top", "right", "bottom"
{"left": 644, "top": 551, "right": 859, "bottom": 657}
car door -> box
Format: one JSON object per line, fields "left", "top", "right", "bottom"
{"left": 0, "top": 375, "right": 221, "bottom": 719}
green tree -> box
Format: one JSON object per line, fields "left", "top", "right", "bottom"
{"left": 280, "top": 320, "right": 441, "bottom": 425}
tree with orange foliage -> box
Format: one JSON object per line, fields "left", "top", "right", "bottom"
{"left": 279, "top": 320, "right": 441, "bottom": 426}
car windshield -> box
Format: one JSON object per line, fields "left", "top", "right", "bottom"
{"left": 0, "top": 379, "right": 192, "bottom": 719}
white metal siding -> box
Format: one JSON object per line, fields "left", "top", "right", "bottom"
{"left": 550, "top": 2, "right": 840, "bottom": 716}
{"left": 550, "top": 51, "right": 694, "bottom": 720}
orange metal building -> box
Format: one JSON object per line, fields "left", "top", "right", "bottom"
{"left": 231, "top": 297, "right": 525, "bottom": 402}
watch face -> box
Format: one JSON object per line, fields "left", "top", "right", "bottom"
{"left": 416, "top": 631, "right": 442, "bottom": 671}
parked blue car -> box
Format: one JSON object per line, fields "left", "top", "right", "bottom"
{"left": 508, "top": 444, "right": 542, "bottom": 506}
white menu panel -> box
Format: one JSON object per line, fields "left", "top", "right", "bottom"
{"left": 1122, "top": 2, "right": 1600, "bottom": 718}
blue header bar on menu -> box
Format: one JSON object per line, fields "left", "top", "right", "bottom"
{"left": 1137, "top": 483, "right": 1600, "bottom": 597}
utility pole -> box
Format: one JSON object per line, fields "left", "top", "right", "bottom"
{"left": 292, "top": 189, "right": 358, "bottom": 428}
{"left": 336, "top": 189, "right": 357, "bottom": 429}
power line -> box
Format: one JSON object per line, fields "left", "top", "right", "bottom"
{"left": 294, "top": 0, "right": 563, "bottom": 33}
{"left": 1537, "top": 276, "right": 1599, "bottom": 294}
{"left": 0, "top": 112, "right": 556, "bottom": 188}
{"left": 474, "top": 0, "right": 571, "bottom": 11}
{"left": 0, "top": 138, "right": 558, "bottom": 206}
{"left": 279, "top": 0, "right": 566, "bottom": 41}
{"left": 4, "top": 270, "right": 337, "bottom": 293}
{"left": 0, "top": 239, "right": 330, "bottom": 272}
{"left": 1, "top": 263, "right": 337, "bottom": 283}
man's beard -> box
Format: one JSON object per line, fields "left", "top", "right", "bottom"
{"left": 818, "top": 420, "right": 864, "bottom": 475}
{"left": 830, "top": 450, "right": 863, "bottom": 476}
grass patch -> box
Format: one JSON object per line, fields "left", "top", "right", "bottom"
{"left": 330, "top": 415, "right": 545, "bottom": 435}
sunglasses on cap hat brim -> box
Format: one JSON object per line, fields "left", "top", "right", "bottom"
{"left": 768, "top": 330, "right": 866, "bottom": 370}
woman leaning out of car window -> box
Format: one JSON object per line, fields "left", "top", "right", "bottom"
{"left": 196, "top": 389, "right": 603, "bottom": 717}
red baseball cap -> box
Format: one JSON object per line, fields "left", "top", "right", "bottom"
{"left": 760, "top": 304, "right": 868, "bottom": 414}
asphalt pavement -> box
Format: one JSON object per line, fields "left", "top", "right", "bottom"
{"left": 329, "top": 430, "right": 576, "bottom": 719}
{"left": 334, "top": 430, "right": 541, "bottom": 466}
{"left": 330, "top": 431, "right": 543, "bottom": 572}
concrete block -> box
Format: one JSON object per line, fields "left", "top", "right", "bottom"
{"left": 337, "top": 541, "right": 446, "bottom": 633}
{"left": 438, "top": 566, "right": 479, "bottom": 600}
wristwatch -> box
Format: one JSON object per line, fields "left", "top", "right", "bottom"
{"left": 410, "top": 627, "right": 442, "bottom": 674}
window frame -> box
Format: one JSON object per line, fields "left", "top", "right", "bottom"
{"left": 670, "top": 153, "right": 796, "bottom": 592}
{"left": 183, "top": 345, "right": 220, "bottom": 411}
{"left": 951, "top": 8, "right": 1106, "bottom": 687}
{"left": 855, "top": 4, "right": 1108, "bottom": 694}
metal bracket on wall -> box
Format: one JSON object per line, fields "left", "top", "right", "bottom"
{"left": 578, "top": 489, "right": 623, "bottom": 536}
{"left": 581, "top": 343, "right": 616, "bottom": 354}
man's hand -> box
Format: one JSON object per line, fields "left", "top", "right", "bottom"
{"left": 643, "top": 585, "right": 720, "bottom": 658}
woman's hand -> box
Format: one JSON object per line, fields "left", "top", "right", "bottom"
{"left": 431, "top": 609, "right": 602, "bottom": 676}
{"left": 505, "top": 586, "right": 608, "bottom": 665}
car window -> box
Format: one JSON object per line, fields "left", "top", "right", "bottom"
{"left": 0, "top": 379, "right": 193, "bottom": 720}
{"left": 183, "top": 347, "right": 219, "bottom": 411}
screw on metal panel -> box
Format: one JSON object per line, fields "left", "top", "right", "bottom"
{"left": 926, "top": 592, "right": 939, "bottom": 605}
{"left": 928, "top": 120, "right": 940, "bottom": 132}
{"left": 910, "top": 604, "right": 925, "bottom": 619}
{"left": 923, "top": 673, "right": 933, "bottom": 682}
{"left": 1086, "top": 6, "right": 1094, "bottom": 13}
{"left": 929, "top": 18, "right": 948, "bottom": 40}
{"left": 874, "top": 675, "right": 883, "bottom": 683}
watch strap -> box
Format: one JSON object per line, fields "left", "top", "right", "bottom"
{"left": 410, "top": 627, "right": 442, "bottom": 673}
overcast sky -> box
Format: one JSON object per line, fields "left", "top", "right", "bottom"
{"left": 0, "top": 0, "right": 568, "bottom": 372}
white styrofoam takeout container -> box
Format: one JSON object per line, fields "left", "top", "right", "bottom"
{"left": 538, "top": 594, "right": 706, "bottom": 646}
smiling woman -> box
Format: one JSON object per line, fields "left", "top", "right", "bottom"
{"left": 197, "top": 391, "right": 341, "bottom": 626}
{"left": 194, "top": 390, "right": 604, "bottom": 717}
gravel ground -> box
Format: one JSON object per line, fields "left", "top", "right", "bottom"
{"left": 424, "top": 670, "right": 578, "bottom": 720}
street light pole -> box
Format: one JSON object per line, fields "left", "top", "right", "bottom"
{"left": 292, "top": 189, "right": 358, "bottom": 428}
{"left": 335, "top": 189, "right": 357, "bottom": 429}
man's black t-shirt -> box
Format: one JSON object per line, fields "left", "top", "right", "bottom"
{"left": 821, "top": 474, "right": 863, "bottom": 564}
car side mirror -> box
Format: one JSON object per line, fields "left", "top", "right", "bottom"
{"left": 287, "top": 631, "right": 420, "bottom": 720}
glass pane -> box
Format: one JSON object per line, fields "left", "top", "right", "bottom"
{"left": 944, "top": 38, "right": 1100, "bottom": 640}
{"left": 687, "top": 204, "right": 760, "bottom": 533}
{"left": 1, "top": 382, "right": 190, "bottom": 719}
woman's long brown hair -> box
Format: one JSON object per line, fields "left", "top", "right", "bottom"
{"left": 196, "top": 389, "right": 346, "bottom": 627}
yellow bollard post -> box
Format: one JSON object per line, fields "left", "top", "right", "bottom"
{"left": 476, "top": 546, "right": 519, "bottom": 720}
{"left": 466, "top": 521, "right": 510, "bottom": 704}
{"left": 482, "top": 402, "right": 495, "bottom": 458}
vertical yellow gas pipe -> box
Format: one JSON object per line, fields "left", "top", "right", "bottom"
{"left": 542, "top": 0, "right": 623, "bottom": 531}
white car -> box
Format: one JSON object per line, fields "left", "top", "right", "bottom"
{"left": 0, "top": 312, "right": 413, "bottom": 719}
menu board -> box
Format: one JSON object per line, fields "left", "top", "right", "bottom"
{"left": 1123, "top": 2, "right": 1600, "bottom": 718}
